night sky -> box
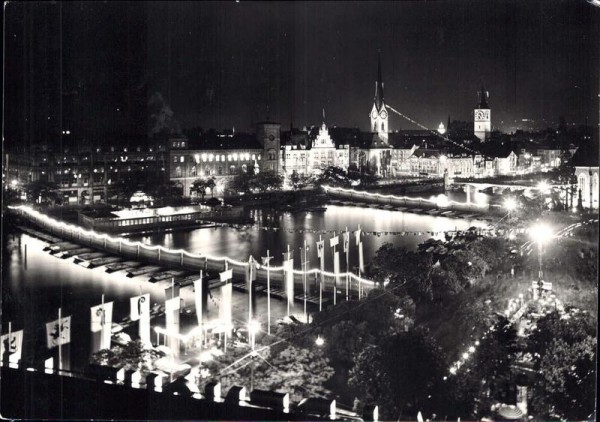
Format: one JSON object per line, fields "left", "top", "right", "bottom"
{"left": 4, "top": 1, "right": 600, "bottom": 147}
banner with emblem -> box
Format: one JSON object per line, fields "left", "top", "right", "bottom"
{"left": 130, "top": 294, "right": 151, "bottom": 345}
{"left": 354, "top": 228, "right": 362, "bottom": 246}
{"left": 330, "top": 236, "right": 339, "bottom": 248}
{"left": 283, "top": 258, "right": 294, "bottom": 310}
{"left": 1, "top": 330, "right": 24, "bottom": 364}
{"left": 46, "top": 316, "right": 71, "bottom": 349}
{"left": 343, "top": 231, "right": 350, "bottom": 253}
{"left": 333, "top": 251, "right": 340, "bottom": 286}
{"left": 130, "top": 294, "right": 150, "bottom": 322}
{"left": 91, "top": 302, "right": 113, "bottom": 351}
{"left": 359, "top": 241, "right": 365, "bottom": 273}
{"left": 219, "top": 269, "right": 233, "bottom": 328}
{"left": 165, "top": 296, "right": 181, "bottom": 356}
{"left": 316, "top": 240, "right": 325, "bottom": 259}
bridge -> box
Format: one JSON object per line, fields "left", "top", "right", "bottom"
{"left": 9, "top": 205, "right": 382, "bottom": 301}
{"left": 323, "top": 185, "right": 490, "bottom": 214}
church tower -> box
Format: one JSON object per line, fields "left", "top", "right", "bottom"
{"left": 474, "top": 85, "right": 491, "bottom": 141}
{"left": 370, "top": 54, "right": 389, "bottom": 143}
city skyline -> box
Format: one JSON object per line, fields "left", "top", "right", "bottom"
{"left": 3, "top": 1, "right": 599, "bottom": 149}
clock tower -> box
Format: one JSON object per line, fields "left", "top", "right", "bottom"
{"left": 474, "top": 85, "right": 491, "bottom": 141}
{"left": 370, "top": 54, "right": 389, "bottom": 143}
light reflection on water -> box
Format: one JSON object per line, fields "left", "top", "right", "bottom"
{"left": 3, "top": 204, "right": 488, "bottom": 370}
{"left": 129, "top": 205, "right": 488, "bottom": 270}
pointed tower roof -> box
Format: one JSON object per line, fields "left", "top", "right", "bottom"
{"left": 374, "top": 53, "right": 385, "bottom": 111}
{"left": 478, "top": 84, "right": 489, "bottom": 109}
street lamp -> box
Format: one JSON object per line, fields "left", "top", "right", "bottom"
{"left": 529, "top": 223, "right": 553, "bottom": 291}
{"left": 248, "top": 319, "right": 261, "bottom": 350}
{"left": 315, "top": 336, "right": 325, "bottom": 347}
{"left": 537, "top": 181, "right": 550, "bottom": 194}
{"left": 503, "top": 197, "right": 517, "bottom": 212}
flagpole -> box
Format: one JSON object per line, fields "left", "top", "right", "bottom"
{"left": 286, "top": 245, "right": 291, "bottom": 317}
{"left": 248, "top": 256, "right": 252, "bottom": 326}
{"left": 264, "top": 251, "right": 273, "bottom": 335}
{"left": 8, "top": 321, "right": 12, "bottom": 365}
{"left": 58, "top": 308, "right": 62, "bottom": 371}
{"left": 199, "top": 270, "right": 203, "bottom": 348}
{"left": 332, "top": 233, "right": 337, "bottom": 306}
{"left": 303, "top": 240, "right": 307, "bottom": 323}
{"left": 345, "top": 226, "right": 349, "bottom": 301}
{"left": 319, "top": 235, "right": 323, "bottom": 312}
{"left": 101, "top": 294, "right": 105, "bottom": 350}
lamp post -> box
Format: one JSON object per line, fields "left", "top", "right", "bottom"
{"left": 529, "top": 223, "right": 552, "bottom": 296}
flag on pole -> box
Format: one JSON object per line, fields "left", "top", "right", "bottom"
{"left": 1, "top": 330, "right": 24, "bottom": 363}
{"left": 194, "top": 279, "right": 204, "bottom": 328}
{"left": 46, "top": 316, "right": 71, "bottom": 349}
{"left": 359, "top": 241, "right": 365, "bottom": 273}
{"left": 91, "top": 302, "right": 113, "bottom": 350}
{"left": 316, "top": 240, "right": 325, "bottom": 258}
{"left": 219, "top": 269, "right": 233, "bottom": 328}
{"left": 354, "top": 228, "right": 362, "bottom": 246}
{"left": 343, "top": 231, "right": 350, "bottom": 253}
{"left": 130, "top": 294, "right": 150, "bottom": 322}
{"left": 131, "top": 294, "right": 151, "bottom": 345}
{"left": 283, "top": 258, "right": 294, "bottom": 309}
{"left": 164, "top": 283, "right": 180, "bottom": 301}
{"left": 220, "top": 269, "right": 233, "bottom": 282}
{"left": 333, "top": 251, "right": 340, "bottom": 285}
{"left": 330, "top": 236, "right": 339, "bottom": 248}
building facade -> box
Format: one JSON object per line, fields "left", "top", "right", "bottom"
{"left": 474, "top": 86, "right": 491, "bottom": 142}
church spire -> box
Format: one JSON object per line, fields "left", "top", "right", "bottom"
{"left": 478, "top": 84, "right": 489, "bottom": 109}
{"left": 374, "top": 52, "right": 385, "bottom": 111}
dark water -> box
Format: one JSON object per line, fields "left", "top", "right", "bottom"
{"left": 2, "top": 202, "right": 488, "bottom": 371}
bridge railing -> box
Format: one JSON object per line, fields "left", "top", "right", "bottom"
{"left": 9, "top": 205, "right": 382, "bottom": 295}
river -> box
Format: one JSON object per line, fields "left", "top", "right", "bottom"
{"left": 2, "top": 201, "right": 490, "bottom": 371}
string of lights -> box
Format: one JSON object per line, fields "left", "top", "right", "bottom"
{"left": 386, "top": 104, "right": 483, "bottom": 156}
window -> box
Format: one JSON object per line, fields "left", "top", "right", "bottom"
{"left": 242, "top": 164, "right": 247, "bottom": 173}
{"left": 218, "top": 167, "right": 223, "bottom": 175}
{"left": 180, "top": 156, "right": 185, "bottom": 163}
{"left": 173, "top": 156, "right": 178, "bottom": 163}
{"left": 191, "top": 166, "right": 197, "bottom": 176}
{"left": 176, "top": 166, "right": 182, "bottom": 177}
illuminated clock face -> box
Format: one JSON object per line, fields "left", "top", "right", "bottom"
{"left": 380, "top": 110, "right": 388, "bottom": 119}
{"left": 475, "top": 110, "right": 489, "bottom": 121}
{"left": 371, "top": 110, "right": 378, "bottom": 119}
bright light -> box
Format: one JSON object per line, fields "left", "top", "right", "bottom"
{"left": 10, "top": 179, "right": 18, "bottom": 187}
{"left": 503, "top": 197, "right": 517, "bottom": 211}
{"left": 199, "top": 351, "right": 213, "bottom": 363}
{"left": 315, "top": 336, "right": 325, "bottom": 346}
{"left": 248, "top": 319, "right": 261, "bottom": 335}
{"left": 462, "top": 352, "right": 470, "bottom": 360}
{"left": 449, "top": 367, "right": 457, "bottom": 375}
{"left": 529, "top": 223, "right": 553, "bottom": 244}
{"left": 537, "top": 181, "right": 550, "bottom": 194}
{"left": 468, "top": 346, "right": 476, "bottom": 353}
{"left": 436, "top": 194, "right": 449, "bottom": 208}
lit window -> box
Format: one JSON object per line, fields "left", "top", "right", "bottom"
{"left": 232, "top": 153, "right": 238, "bottom": 161}
{"left": 202, "top": 153, "right": 207, "bottom": 162}
{"left": 252, "top": 154, "right": 256, "bottom": 160}
{"left": 180, "top": 156, "right": 185, "bottom": 163}
{"left": 209, "top": 154, "right": 214, "bottom": 162}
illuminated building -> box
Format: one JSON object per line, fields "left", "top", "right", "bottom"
{"left": 474, "top": 85, "right": 491, "bottom": 141}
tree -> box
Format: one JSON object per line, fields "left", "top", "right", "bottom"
{"left": 191, "top": 177, "right": 216, "bottom": 200}
{"left": 24, "top": 180, "right": 62, "bottom": 205}
{"left": 90, "top": 340, "right": 162, "bottom": 377}
{"left": 530, "top": 336, "right": 596, "bottom": 420}
{"left": 314, "top": 166, "right": 353, "bottom": 188}
{"left": 289, "top": 171, "right": 312, "bottom": 190}
{"left": 210, "top": 343, "right": 333, "bottom": 403}
{"left": 227, "top": 171, "right": 283, "bottom": 194}
{"left": 349, "top": 329, "right": 449, "bottom": 420}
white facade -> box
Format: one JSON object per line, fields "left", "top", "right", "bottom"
{"left": 575, "top": 166, "right": 599, "bottom": 209}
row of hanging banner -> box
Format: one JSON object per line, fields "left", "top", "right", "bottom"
{"left": 2, "top": 238, "right": 368, "bottom": 368}
{"left": 203, "top": 222, "right": 533, "bottom": 238}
